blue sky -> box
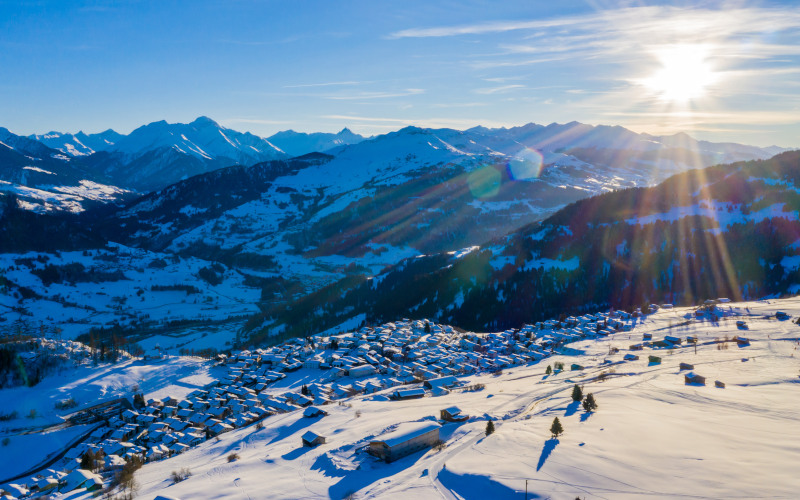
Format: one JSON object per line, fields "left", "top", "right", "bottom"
{"left": 1, "top": 0, "right": 799, "bottom": 146}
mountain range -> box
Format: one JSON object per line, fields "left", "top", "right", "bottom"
{"left": 0, "top": 116, "right": 797, "bottom": 344}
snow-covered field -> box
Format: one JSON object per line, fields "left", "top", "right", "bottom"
{"left": 4, "top": 297, "right": 794, "bottom": 499}
{"left": 127, "top": 299, "right": 799, "bottom": 499}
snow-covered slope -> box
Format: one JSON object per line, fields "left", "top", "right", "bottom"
{"left": 134, "top": 300, "right": 800, "bottom": 499}
{"left": 0, "top": 244, "right": 261, "bottom": 339}
{"left": 5, "top": 298, "right": 796, "bottom": 499}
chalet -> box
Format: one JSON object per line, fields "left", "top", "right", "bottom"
{"left": 623, "top": 353, "right": 639, "bottom": 361}
{"left": 368, "top": 422, "right": 440, "bottom": 463}
{"left": 423, "top": 376, "right": 459, "bottom": 391}
{"left": 629, "top": 344, "right": 643, "bottom": 351}
{"left": 301, "top": 430, "right": 326, "bottom": 447}
{"left": 348, "top": 364, "right": 377, "bottom": 378}
{"left": 679, "top": 362, "right": 694, "bottom": 370}
{"left": 648, "top": 355, "right": 662, "bottom": 364}
{"left": 736, "top": 336, "right": 750, "bottom": 346}
{"left": 570, "top": 364, "right": 584, "bottom": 371}
{"left": 59, "top": 469, "right": 103, "bottom": 493}
{"left": 664, "top": 336, "right": 682, "bottom": 345}
{"left": 302, "top": 406, "right": 327, "bottom": 418}
{"left": 440, "top": 406, "right": 468, "bottom": 422}
{"left": 715, "top": 380, "right": 726, "bottom": 388}
{"left": 684, "top": 372, "right": 706, "bottom": 385}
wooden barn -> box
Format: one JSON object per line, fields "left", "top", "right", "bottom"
{"left": 301, "top": 430, "right": 326, "bottom": 447}
{"left": 368, "top": 422, "right": 440, "bottom": 463}
{"left": 684, "top": 372, "right": 706, "bottom": 385}
{"left": 440, "top": 406, "right": 468, "bottom": 422}
{"left": 391, "top": 388, "right": 426, "bottom": 400}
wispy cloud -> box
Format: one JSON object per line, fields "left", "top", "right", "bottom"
{"left": 324, "top": 89, "right": 425, "bottom": 100}
{"left": 283, "top": 81, "right": 368, "bottom": 89}
{"left": 474, "top": 84, "right": 525, "bottom": 95}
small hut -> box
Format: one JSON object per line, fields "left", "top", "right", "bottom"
{"left": 301, "top": 430, "right": 326, "bottom": 447}
{"left": 684, "top": 372, "right": 706, "bottom": 385}
{"left": 440, "top": 406, "right": 468, "bottom": 422}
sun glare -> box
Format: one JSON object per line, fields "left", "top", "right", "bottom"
{"left": 643, "top": 45, "right": 718, "bottom": 103}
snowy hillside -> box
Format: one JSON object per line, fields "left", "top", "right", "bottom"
{"left": 250, "top": 150, "right": 800, "bottom": 340}
{"left": 103, "top": 122, "right": 757, "bottom": 293}
{"left": 0, "top": 244, "right": 261, "bottom": 340}
{"left": 2, "top": 298, "right": 798, "bottom": 499}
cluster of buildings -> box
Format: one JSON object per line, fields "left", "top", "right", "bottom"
{"left": 2, "top": 313, "right": 644, "bottom": 498}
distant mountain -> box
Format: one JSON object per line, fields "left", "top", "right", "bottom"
{"left": 89, "top": 123, "right": 790, "bottom": 308}
{"left": 267, "top": 128, "right": 365, "bottom": 156}
{"left": 245, "top": 150, "right": 800, "bottom": 342}
{"left": 29, "top": 129, "right": 123, "bottom": 156}
{"left": 0, "top": 127, "right": 133, "bottom": 213}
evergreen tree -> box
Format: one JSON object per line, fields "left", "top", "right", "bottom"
{"left": 583, "top": 393, "right": 597, "bottom": 412}
{"left": 80, "top": 450, "right": 95, "bottom": 470}
{"left": 571, "top": 384, "right": 583, "bottom": 402}
{"left": 545, "top": 365, "right": 552, "bottom": 375}
{"left": 550, "top": 417, "right": 563, "bottom": 439}
{"left": 485, "top": 420, "right": 495, "bottom": 436}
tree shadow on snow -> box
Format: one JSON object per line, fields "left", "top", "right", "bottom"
{"left": 564, "top": 401, "right": 580, "bottom": 417}
{"left": 536, "top": 438, "right": 559, "bottom": 471}
{"left": 580, "top": 411, "right": 593, "bottom": 422}
{"left": 438, "top": 468, "right": 537, "bottom": 499}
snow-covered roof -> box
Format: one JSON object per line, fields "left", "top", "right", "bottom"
{"left": 373, "top": 422, "right": 440, "bottom": 448}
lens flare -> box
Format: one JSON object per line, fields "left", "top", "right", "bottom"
{"left": 508, "top": 147, "right": 544, "bottom": 180}
{"left": 467, "top": 165, "right": 501, "bottom": 199}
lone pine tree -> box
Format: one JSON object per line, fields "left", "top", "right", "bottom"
{"left": 485, "top": 420, "right": 495, "bottom": 436}
{"left": 550, "top": 417, "right": 563, "bottom": 439}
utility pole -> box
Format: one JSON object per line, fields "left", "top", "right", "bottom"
{"left": 525, "top": 479, "right": 528, "bottom": 500}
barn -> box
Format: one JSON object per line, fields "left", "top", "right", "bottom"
{"left": 301, "top": 430, "right": 326, "bottom": 447}
{"left": 369, "top": 422, "right": 441, "bottom": 463}
{"left": 391, "top": 388, "right": 426, "bottom": 400}
{"left": 440, "top": 406, "right": 468, "bottom": 422}
{"left": 684, "top": 372, "right": 706, "bottom": 385}
{"left": 423, "top": 376, "right": 459, "bottom": 391}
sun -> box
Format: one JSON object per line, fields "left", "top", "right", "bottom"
{"left": 642, "top": 45, "right": 718, "bottom": 103}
